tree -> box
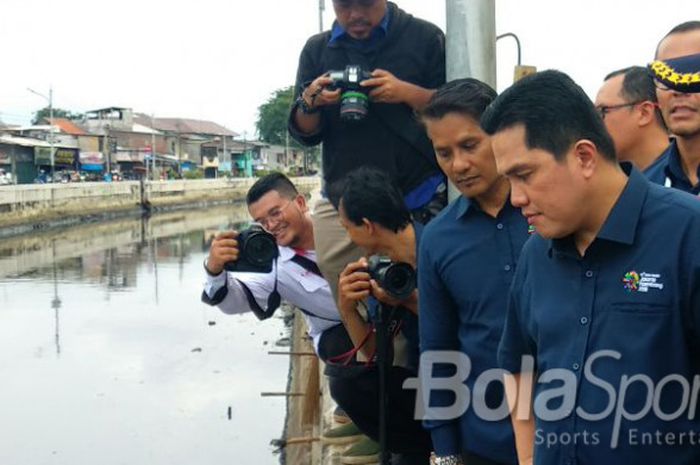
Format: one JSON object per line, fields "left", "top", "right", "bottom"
{"left": 255, "top": 86, "right": 321, "bottom": 175}
{"left": 31, "top": 107, "right": 84, "bottom": 125}
{"left": 255, "top": 86, "right": 297, "bottom": 146}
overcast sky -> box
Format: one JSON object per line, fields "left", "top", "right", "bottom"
{"left": 0, "top": 1, "right": 697, "bottom": 138}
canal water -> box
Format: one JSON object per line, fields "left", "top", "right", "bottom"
{"left": 0, "top": 205, "right": 291, "bottom": 465}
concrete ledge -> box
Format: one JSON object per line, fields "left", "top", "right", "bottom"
{"left": 0, "top": 176, "right": 321, "bottom": 229}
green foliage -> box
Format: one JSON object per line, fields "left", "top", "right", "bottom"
{"left": 183, "top": 169, "right": 204, "bottom": 180}
{"left": 255, "top": 86, "right": 322, "bottom": 175}
{"left": 255, "top": 86, "right": 300, "bottom": 147}
{"left": 32, "top": 107, "right": 84, "bottom": 125}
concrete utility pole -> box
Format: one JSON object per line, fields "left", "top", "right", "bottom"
{"left": 445, "top": 0, "right": 496, "bottom": 86}
{"left": 319, "top": 0, "right": 325, "bottom": 32}
{"left": 27, "top": 86, "right": 55, "bottom": 181}
{"left": 151, "top": 114, "right": 156, "bottom": 181}
{"left": 445, "top": 0, "right": 496, "bottom": 201}
{"left": 222, "top": 133, "right": 227, "bottom": 176}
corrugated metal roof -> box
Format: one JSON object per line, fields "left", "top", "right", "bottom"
{"left": 133, "top": 113, "right": 238, "bottom": 137}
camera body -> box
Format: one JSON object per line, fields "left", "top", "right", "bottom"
{"left": 367, "top": 255, "right": 417, "bottom": 301}
{"left": 328, "top": 65, "right": 373, "bottom": 122}
{"left": 224, "top": 225, "right": 279, "bottom": 273}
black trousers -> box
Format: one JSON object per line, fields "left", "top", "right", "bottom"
{"left": 328, "top": 364, "right": 432, "bottom": 463}
{"left": 317, "top": 323, "right": 355, "bottom": 363}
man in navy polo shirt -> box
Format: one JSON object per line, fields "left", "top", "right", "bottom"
{"left": 481, "top": 70, "right": 700, "bottom": 465}
{"left": 645, "top": 21, "right": 700, "bottom": 194}
{"left": 415, "top": 79, "right": 526, "bottom": 465}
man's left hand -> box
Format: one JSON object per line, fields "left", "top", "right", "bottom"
{"left": 361, "top": 69, "right": 410, "bottom": 104}
{"left": 361, "top": 69, "right": 434, "bottom": 110}
{"left": 370, "top": 279, "right": 418, "bottom": 314}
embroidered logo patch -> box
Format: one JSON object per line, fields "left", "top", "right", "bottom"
{"left": 622, "top": 271, "right": 640, "bottom": 292}
{"left": 623, "top": 271, "right": 664, "bottom": 293}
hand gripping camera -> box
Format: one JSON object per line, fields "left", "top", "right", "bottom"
{"left": 224, "top": 225, "right": 279, "bottom": 273}
{"left": 367, "top": 255, "right": 417, "bottom": 301}
{"left": 328, "top": 65, "right": 373, "bottom": 122}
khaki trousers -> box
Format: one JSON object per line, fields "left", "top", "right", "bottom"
{"left": 311, "top": 197, "right": 364, "bottom": 303}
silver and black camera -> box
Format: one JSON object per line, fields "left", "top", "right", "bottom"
{"left": 328, "top": 65, "right": 373, "bottom": 122}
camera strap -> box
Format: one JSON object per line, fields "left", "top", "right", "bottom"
{"left": 239, "top": 256, "right": 341, "bottom": 323}
{"left": 290, "top": 254, "right": 323, "bottom": 277}
{"left": 238, "top": 260, "right": 282, "bottom": 321}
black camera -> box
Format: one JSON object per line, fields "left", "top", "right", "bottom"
{"left": 224, "top": 225, "right": 279, "bottom": 273}
{"left": 367, "top": 255, "right": 417, "bottom": 301}
{"left": 328, "top": 65, "right": 373, "bottom": 122}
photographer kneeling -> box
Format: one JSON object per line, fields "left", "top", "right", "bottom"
{"left": 201, "top": 173, "right": 352, "bottom": 361}
{"left": 329, "top": 167, "right": 432, "bottom": 465}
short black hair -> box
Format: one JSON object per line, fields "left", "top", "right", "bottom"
{"left": 655, "top": 21, "right": 700, "bottom": 58}
{"left": 420, "top": 78, "right": 497, "bottom": 122}
{"left": 337, "top": 167, "right": 411, "bottom": 233}
{"left": 481, "top": 70, "right": 617, "bottom": 162}
{"left": 603, "top": 66, "right": 666, "bottom": 130}
{"left": 246, "top": 172, "right": 298, "bottom": 205}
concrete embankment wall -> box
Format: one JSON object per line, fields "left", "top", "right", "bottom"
{"left": 0, "top": 176, "right": 320, "bottom": 230}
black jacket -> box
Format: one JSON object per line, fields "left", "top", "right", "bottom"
{"left": 288, "top": 2, "right": 445, "bottom": 195}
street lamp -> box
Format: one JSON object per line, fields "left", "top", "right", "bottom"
{"left": 27, "top": 86, "right": 55, "bottom": 181}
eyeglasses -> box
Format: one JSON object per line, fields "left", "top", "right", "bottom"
{"left": 333, "top": 0, "right": 379, "bottom": 8}
{"left": 257, "top": 200, "right": 293, "bottom": 229}
{"left": 595, "top": 101, "right": 643, "bottom": 120}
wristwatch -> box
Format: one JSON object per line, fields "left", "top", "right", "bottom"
{"left": 296, "top": 95, "right": 319, "bottom": 115}
{"left": 434, "top": 455, "right": 464, "bottom": 465}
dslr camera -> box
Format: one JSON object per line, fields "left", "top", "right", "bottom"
{"left": 224, "top": 224, "right": 279, "bottom": 273}
{"left": 328, "top": 65, "right": 373, "bottom": 122}
{"left": 367, "top": 255, "right": 417, "bottom": 301}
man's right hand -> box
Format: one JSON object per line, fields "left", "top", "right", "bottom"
{"left": 337, "top": 257, "right": 371, "bottom": 316}
{"left": 301, "top": 74, "right": 342, "bottom": 110}
{"left": 206, "top": 231, "right": 240, "bottom": 275}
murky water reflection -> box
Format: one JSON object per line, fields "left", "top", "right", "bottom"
{"left": 0, "top": 205, "right": 290, "bottom": 465}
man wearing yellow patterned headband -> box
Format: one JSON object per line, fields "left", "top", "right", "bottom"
{"left": 646, "top": 21, "right": 700, "bottom": 194}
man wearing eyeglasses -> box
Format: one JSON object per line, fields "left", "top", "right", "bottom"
{"left": 288, "top": 0, "right": 446, "bottom": 304}
{"left": 201, "top": 173, "right": 352, "bottom": 362}
{"left": 594, "top": 66, "right": 670, "bottom": 174}
{"left": 645, "top": 21, "right": 700, "bottom": 194}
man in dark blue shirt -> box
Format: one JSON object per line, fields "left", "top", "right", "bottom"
{"left": 645, "top": 21, "right": 700, "bottom": 194}
{"left": 415, "top": 79, "right": 525, "bottom": 465}
{"left": 594, "top": 66, "right": 669, "bottom": 175}
{"left": 482, "top": 70, "right": 700, "bottom": 465}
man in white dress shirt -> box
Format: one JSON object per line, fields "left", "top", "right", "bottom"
{"left": 202, "top": 173, "right": 352, "bottom": 360}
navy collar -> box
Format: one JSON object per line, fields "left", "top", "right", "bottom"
{"left": 455, "top": 195, "right": 474, "bottom": 219}
{"left": 664, "top": 138, "right": 700, "bottom": 190}
{"left": 328, "top": 5, "right": 391, "bottom": 46}
{"left": 455, "top": 193, "right": 514, "bottom": 220}
{"left": 551, "top": 163, "right": 648, "bottom": 255}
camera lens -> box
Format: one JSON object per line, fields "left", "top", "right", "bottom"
{"left": 244, "top": 232, "right": 278, "bottom": 266}
{"left": 340, "top": 91, "right": 369, "bottom": 122}
{"left": 381, "top": 263, "right": 416, "bottom": 300}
